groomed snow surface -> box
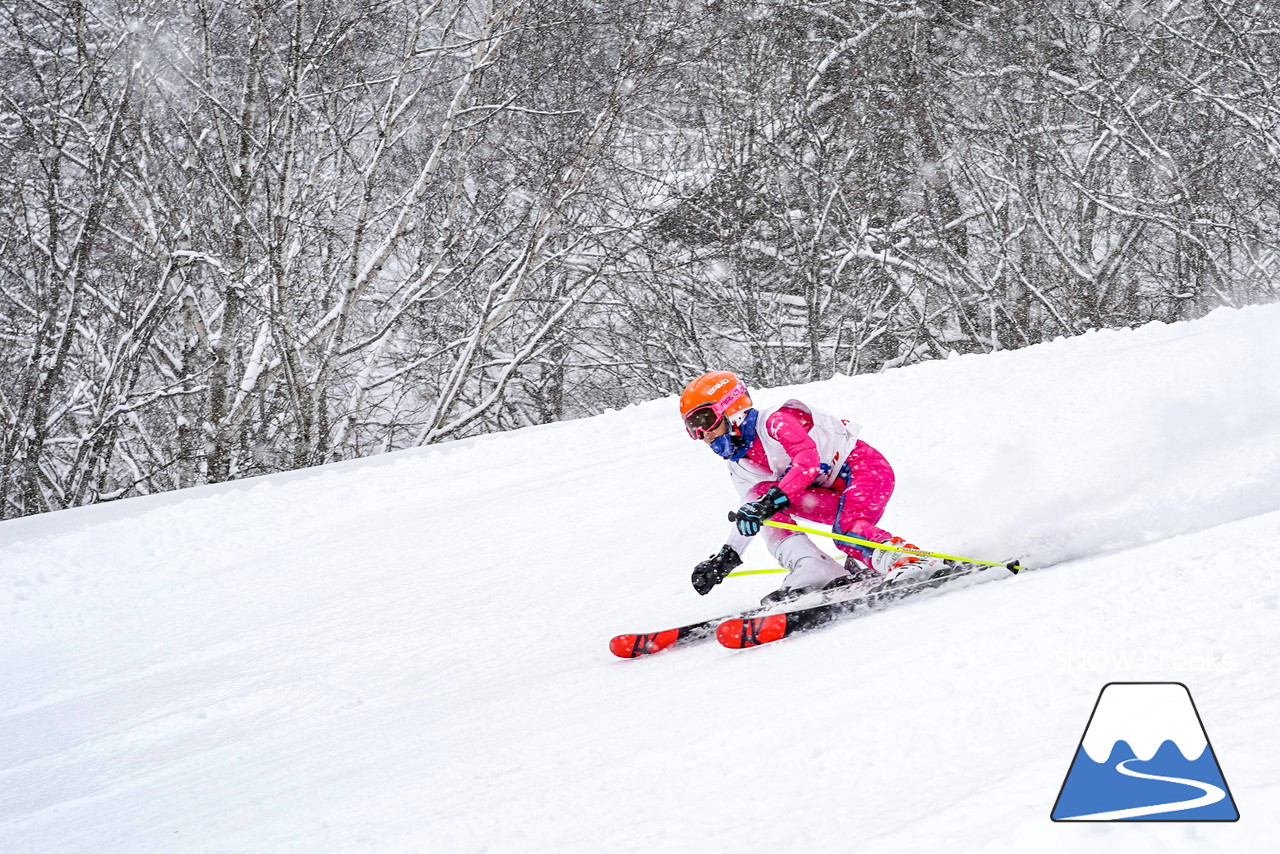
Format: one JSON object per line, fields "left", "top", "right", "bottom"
{"left": 3, "top": 304, "right": 1280, "bottom": 853}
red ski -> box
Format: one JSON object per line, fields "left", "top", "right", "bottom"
{"left": 609, "top": 608, "right": 767, "bottom": 658}
{"left": 717, "top": 560, "right": 1023, "bottom": 649}
{"left": 610, "top": 579, "right": 898, "bottom": 658}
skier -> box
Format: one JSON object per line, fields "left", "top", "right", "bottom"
{"left": 680, "top": 370, "right": 943, "bottom": 605}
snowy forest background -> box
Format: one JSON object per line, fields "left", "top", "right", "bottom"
{"left": 1, "top": 0, "right": 1277, "bottom": 518}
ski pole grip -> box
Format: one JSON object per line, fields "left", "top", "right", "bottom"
{"left": 727, "top": 511, "right": 739, "bottom": 522}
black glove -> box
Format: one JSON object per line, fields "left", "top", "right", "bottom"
{"left": 730, "top": 486, "right": 791, "bottom": 537}
{"left": 691, "top": 545, "right": 743, "bottom": 596}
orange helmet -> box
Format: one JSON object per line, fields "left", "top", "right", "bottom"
{"left": 679, "top": 371, "right": 752, "bottom": 438}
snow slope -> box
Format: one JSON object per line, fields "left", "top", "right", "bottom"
{"left": 3, "top": 305, "right": 1280, "bottom": 853}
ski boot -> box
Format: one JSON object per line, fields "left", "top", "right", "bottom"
{"left": 760, "top": 535, "right": 851, "bottom": 607}
{"left": 870, "top": 536, "right": 948, "bottom": 585}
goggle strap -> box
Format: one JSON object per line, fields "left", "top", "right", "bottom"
{"left": 715, "top": 383, "right": 745, "bottom": 416}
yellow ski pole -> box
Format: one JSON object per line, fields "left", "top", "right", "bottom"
{"left": 729, "top": 513, "right": 1023, "bottom": 572}
{"left": 725, "top": 568, "right": 788, "bottom": 579}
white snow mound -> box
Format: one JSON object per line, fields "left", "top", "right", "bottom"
{"left": 2, "top": 304, "right": 1279, "bottom": 853}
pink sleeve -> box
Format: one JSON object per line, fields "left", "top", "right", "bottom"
{"left": 764, "top": 408, "right": 821, "bottom": 502}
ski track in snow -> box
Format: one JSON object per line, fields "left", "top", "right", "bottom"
{"left": 1, "top": 304, "right": 1280, "bottom": 853}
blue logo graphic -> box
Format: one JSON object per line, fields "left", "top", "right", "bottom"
{"left": 1052, "top": 682, "right": 1239, "bottom": 821}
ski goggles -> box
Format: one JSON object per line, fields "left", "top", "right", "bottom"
{"left": 683, "top": 384, "right": 746, "bottom": 439}
{"left": 683, "top": 405, "right": 723, "bottom": 439}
